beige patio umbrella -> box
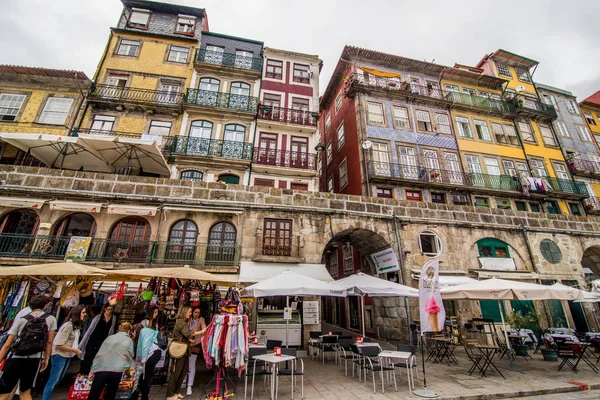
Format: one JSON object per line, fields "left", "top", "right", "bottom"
{"left": 0, "top": 262, "right": 108, "bottom": 277}
{"left": 108, "top": 266, "right": 239, "bottom": 284}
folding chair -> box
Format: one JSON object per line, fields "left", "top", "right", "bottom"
{"left": 463, "top": 339, "right": 484, "bottom": 376}
{"left": 276, "top": 348, "right": 304, "bottom": 400}
{"left": 245, "top": 347, "right": 270, "bottom": 400}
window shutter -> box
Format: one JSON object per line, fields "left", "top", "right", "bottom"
{"left": 436, "top": 113, "right": 450, "bottom": 129}
{"left": 130, "top": 9, "right": 150, "bottom": 25}
{"left": 416, "top": 111, "right": 430, "bottom": 122}
{"left": 503, "top": 124, "right": 517, "bottom": 137}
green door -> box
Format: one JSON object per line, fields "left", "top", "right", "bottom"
{"left": 218, "top": 174, "right": 240, "bottom": 184}
{"left": 568, "top": 301, "right": 590, "bottom": 332}
{"left": 547, "top": 300, "right": 568, "bottom": 328}
{"left": 480, "top": 300, "right": 506, "bottom": 323}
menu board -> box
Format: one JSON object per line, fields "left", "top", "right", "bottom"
{"left": 303, "top": 301, "right": 319, "bottom": 325}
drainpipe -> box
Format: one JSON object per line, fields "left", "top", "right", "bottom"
{"left": 522, "top": 224, "right": 552, "bottom": 328}
{"left": 393, "top": 214, "right": 413, "bottom": 345}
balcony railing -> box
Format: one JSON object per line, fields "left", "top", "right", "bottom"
{"left": 531, "top": 177, "right": 588, "bottom": 196}
{"left": 257, "top": 106, "right": 318, "bottom": 127}
{"left": 89, "top": 84, "right": 183, "bottom": 106}
{"left": 368, "top": 162, "right": 465, "bottom": 185}
{"left": 195, "top": 49, "right": 263, "bottom": 72}
{"left": 86, "top": 239, "right": 153, "bottom": 263}
{"left": 516, "top": 99, "right": 558, "bottom": 118}
{"left": 184, "top": 89, "right": 259, "bottom": 112}
{"left": 584, "top": 196, "right": 600, "bottom": 213}
{"left": 163, "top": 136, "right": 253, "bottom": 160}
{"left": 252, "top": 148, "right": 317, "bottom": 170}
{"left": 256, "top": 234, "right": 299, "bottom": 258}
{"left": 568, "top": 159, "right": 600, "bottom": 176}
{"left": 465, "top": 173, "right": 521, "bottom": 191}
{"left": 151, "top": 242, "right": 241, "bottom": 266}
{"left": 445, "top": 91, "right": 516, "bottom": 113}
{"left": 345, "top": 73, "right": 447, "bottom": 102}
{"left": 0, "top": 234, "right": 71, "bottom": 259}
{"left": 73, "top": 128, "right": 142, "bottom": 139}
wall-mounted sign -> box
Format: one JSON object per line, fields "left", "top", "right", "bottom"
{"left": 370, "top": 248, "right": 400, "bottom": 274}
{"left": 303, "top": 301, "right": 319, "bottom": 325}
{"left": 64, "top": 236, "right": 92, "bottom": 262}
{"left": 50, "top": 201, "right": 103, "bottom": 213}
{"left": 479, "top": 257, "right": 516, "bottom": 271}
{"left": 107, "top": 205, "right": 158, "bottom": 216}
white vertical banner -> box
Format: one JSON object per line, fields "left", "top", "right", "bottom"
{"left": 419, "top": 259, "right": 445, "bottom": 333}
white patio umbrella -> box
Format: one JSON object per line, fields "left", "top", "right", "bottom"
{"left": 77, "top": 133, "right": 170, "bottom": 175}
{"left": 244, "top": 270, "right": 347, "bottom": 347}
{"left": 441, "top": 278, "right": 584, "bottom": 364}
{"left": 0, "top": 133, "right": 112, "bottom": 172}
{"left": 329, "top": 272, "right": 418, "bottom": 337}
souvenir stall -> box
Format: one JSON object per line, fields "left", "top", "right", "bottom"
{"left": 201, "top": 288, "right": 249, "bottom": 400}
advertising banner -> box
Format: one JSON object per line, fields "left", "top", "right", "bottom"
{"left": 370, "top": 247, "right": 400, "bottom": 274}
{"left": 64, "top": 236, "right": 92, "bottom": 262}
{"left": 419, "top": 259, "right": 445, "bottom": 333}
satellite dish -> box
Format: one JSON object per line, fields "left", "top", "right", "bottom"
{"left": 515, "top": 86, "right": 526, "bottom": 93}
{"left": 362, "top": 140, "right": 373, "bottom": 150}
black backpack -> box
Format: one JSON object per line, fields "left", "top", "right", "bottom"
{"left": 12, "top": 313, "right": 50, "bottom": 356}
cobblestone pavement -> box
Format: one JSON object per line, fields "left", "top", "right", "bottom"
{"left": 50, "top": 346, "right": 600, "bottom": 400}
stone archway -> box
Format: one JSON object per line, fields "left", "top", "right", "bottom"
{"left": 582, "top": 246, "right": 600, "bottom": 280}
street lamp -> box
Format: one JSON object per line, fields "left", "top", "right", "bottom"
{"left": 315, "top": 142, "right": 326, "bottom": 192}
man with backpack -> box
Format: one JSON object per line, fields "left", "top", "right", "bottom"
{"left": 0, "top": 294, "right": 57, "bottom": 400}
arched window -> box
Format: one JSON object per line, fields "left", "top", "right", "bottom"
{"left": 186, "top": 121, "right": 213, "bottom": 155}
{"left": 218, "top": 174, "right": 239, "bottom": 184}
{"left": 229, "top": 82, "right": 251, "bottom": 111}
{"left": 0, "top": 209, "right": 39, "bottom": 256}
{"left": 167, "top": 219, "right": 198, "bottom": 262}
{"left": 206, "top": 221, "right": 237, "bottom": 264}
{"left": 418, "top": 230, "right": 442, "bottom": 257}
{"left": 476, "top": 238, "right": 510, "bottom": 258}
{"left": 199, "top": 78, "right": 220, "bottom": 92}
{"left": 180, "top": 170, "right": 203, "bottom": 181}
{"left": 53, "top": 213, "right": 96, "bottom": 237}
{"left": 196, "top": 78, "right": 220, "bottom": 107}
{"left": 106, "top": 217, "right": 151, "bottom": 262}
{"left": 224, "top": 124, "right": 246, "bottom": 142}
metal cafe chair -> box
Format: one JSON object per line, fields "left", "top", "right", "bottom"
{"left": 337, "top": 337, "right": 354, "bottom": 376}
{"left": 320, "top": 335, "right": 338, "bottom": 365}
{"left": 244, "top": 347, "right": 270, "bottom": 400}
{"left": 308, "top": 331, "right": 321, "bottom": 360}
{"left": 361, "top": 346, "right": 395, "bottom": 394}
{"left": 462, "top": 338, "right": 484, "bottom": 376}
{"left": 267, "top": 339, "right": 283, "bottom": 350}
{"left": 276, "top": 348, "right": 304, "bottom": 399}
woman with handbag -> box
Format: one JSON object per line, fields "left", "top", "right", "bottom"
{"left": 78, "top": 303, "right": 117, "bottom": 374}
{"left": 167, "top": 307, "right": 205, "bottom": 400}
{"left": 184, "top": 308, "right": 206, "bottom": 396}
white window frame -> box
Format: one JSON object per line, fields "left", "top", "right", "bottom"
{"left": 456, "top": 116, "right": 472, "bottom": 138}
{"left": 516, "top": 161, "right": 530, "bottom": 177}
{"left": 465, "top": 155, "right": 482, "bottom": 174}
{"left": 503, "top": 160, "right": 517, "bottom": 176}
{"left": 392, "top": 105, "right": 410, "bottom": 129}
{"left": 326, "top": 142, "right": 333, "bottom": 165}
{"left": 324, "top": 114, "right": 331, "bottom": 131}
{"left": 567, "top": 100, "right": 580, "bottom": 115}
{"left": 168, "top": 46, "right": 189, "bottom": 63}
{"left": 578, "top": 126, "right": 592, "bottom": 142}
{"left": 530, "top": 159, "right": 548, "bottom": 177}
{"left": 552, "top": 162, "right": 570, "bottom": 180}
{"left": 542, "top": 94, "right": 556, "bottom": 107}
{"left": 38, "top": 97, "right": 74, "bottom": 125}
{"left": 175, "top": 15, "right": 196, "bottom": 34}
{"left": 416, "top": 110, "right": 433, "bottom": 132}
{"left": 129, "top": 8, "right": 151, "bottom": 27}
{"left": 517, "top": 121, "right": 535, "bottom": 143}
{"left": 148, "top": 120, "right": 172, "bottom": 136}
{"left": 367, "top": 101, "right": 385, "bottom": 125}
{"left": 539, "top": 124, "right": 557, "bottom": 146}
{"left": 327, "top": 177, "right": 334, "bottom": 192}
{"left": 418, "top": 230, "right": 442, "bottom": 257}
{"left": 436, "top": 113, "right": 451, "bottom": 134}
{"left": 117, "top": 39, "right": 140, "bottom": 57}
{"left": 0, "top": 93, "right": 26, "bottom": 121}
{"left": 335, "top": 93, "right": 343, "bottom": 113}
{"left": 339, "top": 158, "right": 348, "bottom": 189}
{"left": 90, "top": 115, "right": 115, "bottom": 132}
{"left": 474, "top": 119, "right": 491, "bottom": 141}
{"left": 484, "top": 157, "right": 501, "bottom": 176}
{"left": 554, "top": 121, "right": 570, "bottom": 137}
{"left": 337, "top": 123, "right": 345, "bottom": 149}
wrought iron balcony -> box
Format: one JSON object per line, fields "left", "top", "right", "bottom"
{"left": 568, "top": 159, "right": 600, "bottom": 176}
{"left": 258, "top": 234, "right": 299, "bottom": 258}
{"left": 73, "top": 128, "right": 142, "bottom": 139}
{"left": 184, "top": 88, "right": 259, "bottom": 113}
{"left": 344, "top": 73, "right": 447, "bottom": 103}
{"left": 0, "top": 234, "right": 71, "bottom": 259}
{"left": 195, "top": 49, "right": 263, "bottom": 72}
{"left": 151, "top": 242, "right": 241, "bottom": 266}
{"left": 163, "top": 136, "right": 253, "bottom": 160}
{"left": 86, "top": 239, "right": 153, "bottom": 263}
{"left": 465, "top": 173, "right": 521, "bottom": 191}
{"left": 445, "top": 91, "right": 516, "bottom": 113}
{"left": 584, "top": 196, "right": 600, "bottom": 213}
{"left": 515, "top": 98, "right": 558, "bottom": 119}
{"left": 252, "top": 148, "right": 317, "bottom": 170}
{"left": 367, "top": 162, "right": 466, "bottom": 186}
{"left": 257, "top": 106, "right": 318, "bottom": 127}
{"left": 530, "top": 177, "right": 588, "bottom": 196}
{"left": 89, "top": 84, "right": 183, "bottom": 106}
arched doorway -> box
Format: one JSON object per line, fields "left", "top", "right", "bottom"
{"left": 105, "top": 217, "right": 151, "bottom": 262}
{"left": 167, "top": 219, "right": 198, "bottom": 262}
{"left": 50, "top": 213, "right": 97, "bottom": 258}
{"left": 206, "top": 221, "right": 237, "bottom": 265}
{"left": 0, "top": 209, "right": 40, "bottom": 256}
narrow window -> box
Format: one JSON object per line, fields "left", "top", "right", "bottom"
{"left": 117, "top": 39, "right": 140, "bottom": 57}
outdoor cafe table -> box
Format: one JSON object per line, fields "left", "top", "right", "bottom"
{"left": 474, "top": 344, "right": 505, "bottom": 380}
{"left": 253, "top": 353, "right": 296, "bottom": 400}
{"left": 559, "top": 341, "right": 599, "bottom": 373}
{"left": 426, "top": 337, "right": 456, "bottom": 364}
{"left": 378, "top": 350, "right": 413, "bottom": 396}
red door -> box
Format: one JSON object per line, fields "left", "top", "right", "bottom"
{"left": 258, "top": 133, "right": 278, "bottom": 166}
{"left": 290, "top": 136, "right": 308, "bottom": 168}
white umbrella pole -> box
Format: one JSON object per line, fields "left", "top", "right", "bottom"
{"left": 361, "top": 295, "right": 366, "bottom": 338}
{"left": 498, "top": 299, "right": 513, "bottom": 369}
{"left": 286, "top": 296, "right": 289, "bottom": 348}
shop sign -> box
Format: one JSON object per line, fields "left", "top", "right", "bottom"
{"left": 0, "top": 197, "right": 45, "bottom": 209}
{"left": 64, "top": 236, "right": 92, "bottom": 262}
{"left": 50, "top": 201, "right": 103, "bottom": 213}
{"left": 370, "top": 247, "right": 400, "bottom": 274}
{"left": 303, "top": 301, "right": 319, "bottom": 325}
{"left": 107, "top": 205, "right": 158, "bottom": 216}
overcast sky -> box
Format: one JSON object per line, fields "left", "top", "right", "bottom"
{"left": 1, "top": 0, "right": 599, "bottom": 100}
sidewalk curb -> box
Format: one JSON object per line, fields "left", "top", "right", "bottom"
{"left": 439, "top": 385, "right": 591, "bottom": 400}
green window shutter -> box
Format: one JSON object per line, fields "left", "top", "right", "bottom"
{"left": 480, "top": 300, "right": 506, "bottom": 323}
{"left": 477, "top": 238, "right": 510, "bottom": 258}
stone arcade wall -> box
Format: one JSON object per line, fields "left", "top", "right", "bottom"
{"left": 1, "top": 165, "right": 600, "bottom": 340}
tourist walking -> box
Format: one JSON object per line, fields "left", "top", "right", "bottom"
{"left": 166, "top": 307, "right": 205, "bottom": 400}
{"left": 42, "top": 305, "right": 86, "bottom": 400}
{"left": 184, "top": 308, "right": 206, "bottom": 396}
{"left": 0, "top": 294, "right": 57, "bottom": 400}
{"left": 87, "top": 322, "right": 135, "bottom": 400}
{"left": 78, "top": 303, "right": 116, "bottom": 374}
